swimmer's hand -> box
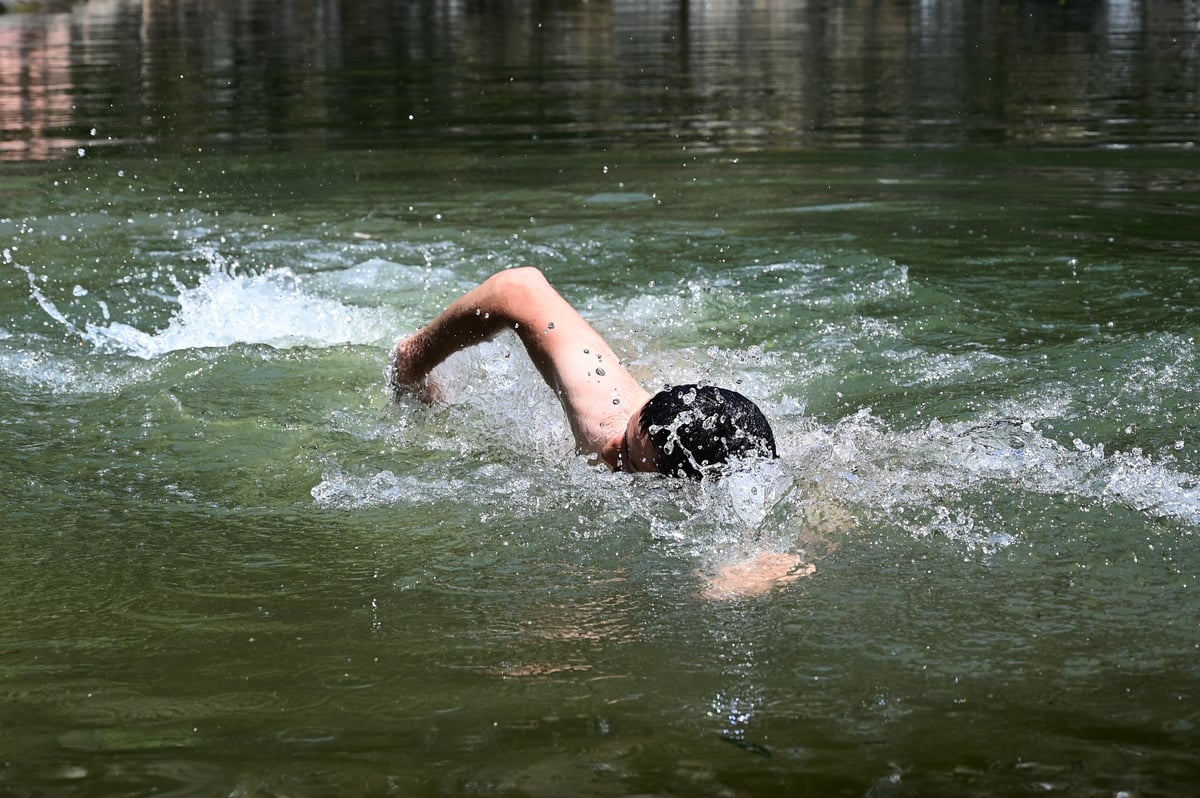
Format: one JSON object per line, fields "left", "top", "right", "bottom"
{"left": 389, "top": 336, "right": 443, "bottom": 404}
{"left": 698, "top": 551, "right": 813, "bottom": 601}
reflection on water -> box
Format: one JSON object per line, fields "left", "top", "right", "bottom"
{"left": 0, "top": 9, "right": 74, "bottom": 160}
{"left": 1, "top": 0, "right": 1198, "bottom": 159}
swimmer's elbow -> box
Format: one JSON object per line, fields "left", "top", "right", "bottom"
{"left": 487, "top": 266, "right": 549, "bottom": 296}
{"left": 483, "top": 266, "right": 556, "bottom": 320}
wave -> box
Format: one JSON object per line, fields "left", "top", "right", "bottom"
{"left": 799, "top": 409, "right": 1200, "bottom": 549}
{"left": 7, "top": 246, "right": 397, "bottom": 361}
{"left": 82, "top": 250, "right": 394, "bottom": 358}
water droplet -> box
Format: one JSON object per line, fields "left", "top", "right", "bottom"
{"left": 612, "top": 398, "right": 620, "bottom": 405}
{"left": 546, "top": 322, "right": 555, "bottom": 330}
{"left": 595, "top": 367, "right": 605, "bottom": 376}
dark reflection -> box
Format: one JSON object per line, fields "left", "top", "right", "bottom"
{"left": 0, "top": 0, "right": 1197, "bottom": 160}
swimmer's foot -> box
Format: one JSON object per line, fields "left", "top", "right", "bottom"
{"left": 699, "top": 551, "right": 814, "bottom": 601}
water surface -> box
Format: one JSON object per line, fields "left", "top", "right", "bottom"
{"left": 2, "top": 1, "right": 1199, "bottom": 796}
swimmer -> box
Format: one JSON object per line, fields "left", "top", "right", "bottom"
{"left": 390, "top": 267, "right": 803, "bottom": 598}
{"left": 390, "top": 266, "right": 777, "bottom": 478}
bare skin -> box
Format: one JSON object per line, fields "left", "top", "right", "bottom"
{"left": 391, "top": 266, "right": 659, "bottom": 472}
{"left": 390, "top": 267, "right": 806, "bottom": 597}
{"left": 699, "top": 554, "right": 816, "bottom": 601}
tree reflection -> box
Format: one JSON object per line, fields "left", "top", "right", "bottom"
{"left": 0, "top": 0, "right": 1196, "bottom": 160}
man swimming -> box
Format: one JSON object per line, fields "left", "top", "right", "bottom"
{"left": 390, "top": 267, "right": 810, "bottom": 598}
{"left": 389, "top": 266, "right": 777, "bottom": 477}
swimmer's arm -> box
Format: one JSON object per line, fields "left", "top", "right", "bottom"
{"left": 392, "top": 266, "right": 649, "bottom": 456}
{"left": 391, "top": 269, "right": 522, "bottom": 388}
{"left": 392, "top": 266, "right": 611, "bottom": 394}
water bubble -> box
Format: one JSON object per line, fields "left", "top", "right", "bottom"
{"left": 72, "top": 285, "right": 88, "bottom": 297}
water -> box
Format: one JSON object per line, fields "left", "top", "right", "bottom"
{"left": 2, "top": 0, "right": 1199, "bottom": 795}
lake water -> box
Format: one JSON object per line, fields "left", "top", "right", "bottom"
{"left": 2, "top": 0, "right": 1199, "bottom": 795}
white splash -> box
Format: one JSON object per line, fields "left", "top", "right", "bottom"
{"left": 803, "top": 409, "right": 1200, "bottom": 550}
{"left": 312, "top": 468, "right": 467, "bottom": 510}
{"left": 79, "top": 252, "right": 393, "bottom": 359}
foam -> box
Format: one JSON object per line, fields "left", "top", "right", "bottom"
{"left": 82, "top": 252, "right": 393, "bottom": 358}
{"left": 800, "top": 410, "right": 1200, "bottom": 550}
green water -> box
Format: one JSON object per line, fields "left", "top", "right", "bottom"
{"left": 3, "top": 1, "right": 1199, "bottom": 796}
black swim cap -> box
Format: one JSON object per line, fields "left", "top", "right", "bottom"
{"left": 639, "top": 384, "right": 777, "bottom": 478}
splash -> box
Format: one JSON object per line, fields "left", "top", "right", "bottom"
{"left": 82, "top": 250, "right": 391, "bottom": 358}
{"left": 804, "top": 409, "right": 1200, "bottom": 551}
{"left": 6, "top": 248, "right": 84, "bottom": 338}
{"left": 10, "top": 246, "right": 394, "bottom": 359}
{"left": 312, "top": 467, "right": 468, "bottom": 510}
